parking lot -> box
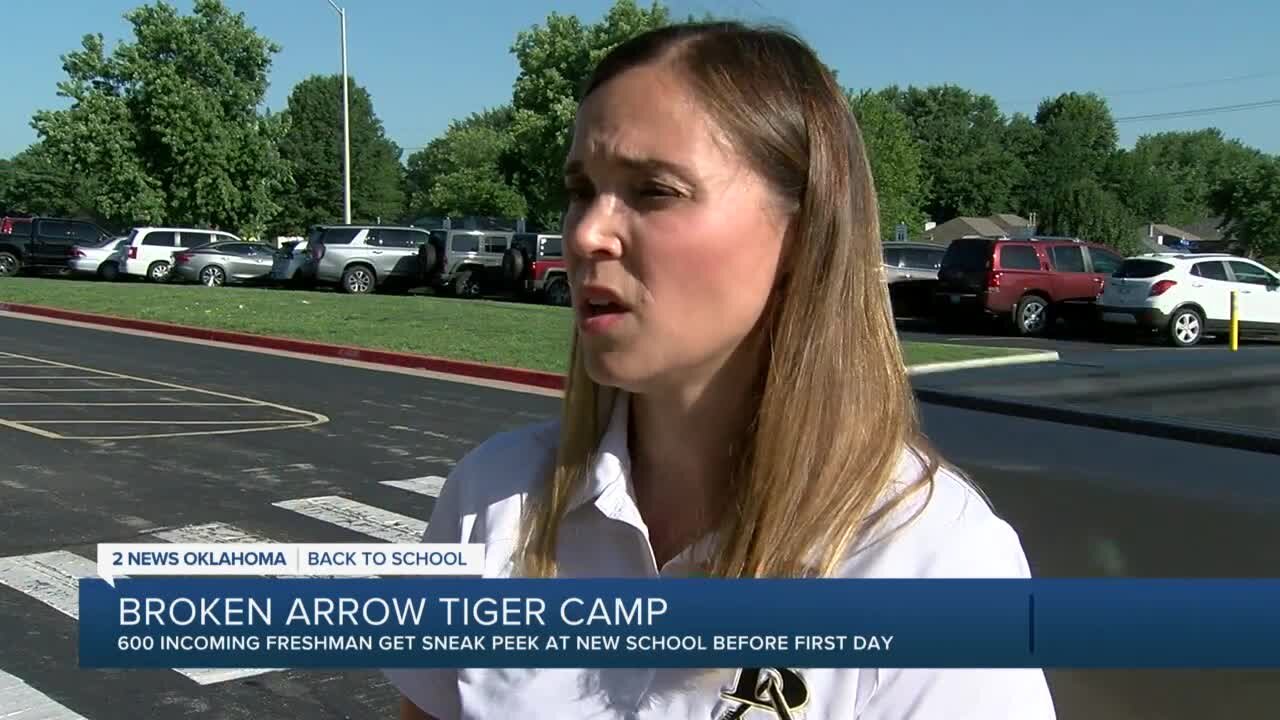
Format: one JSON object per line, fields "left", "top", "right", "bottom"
{"left": 0, "top": 350, "right": 326, "bottom": 441}
{"left": 1, "top": 313, "right": 1278, "bottom": 720}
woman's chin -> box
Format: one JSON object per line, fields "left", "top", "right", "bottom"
{"left": 582, "top": 351, "right": 653, "bottom": 393}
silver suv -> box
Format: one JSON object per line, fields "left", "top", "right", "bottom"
{"left": 306, "top": 225, "right": 434, "bottom": 294}
{"left": 425, "top": 229, "right": 513, "bottom": 298}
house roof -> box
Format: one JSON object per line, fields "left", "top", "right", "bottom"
{"left": 989, "top": 213, "right": 1031, "bottom": 232}
{"left": 1140, "top": 223, "right": 1202, "bottom": 242}
{"left": 922, "top": 216, "right": 1005, "bottom": 244}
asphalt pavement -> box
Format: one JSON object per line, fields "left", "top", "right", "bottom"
{"left": 0, "top": 313, "right": 1277, "bottom": 720}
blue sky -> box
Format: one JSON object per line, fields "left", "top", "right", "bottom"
{"left": 3, "top": 0, "right": 1277, "bottom": 159}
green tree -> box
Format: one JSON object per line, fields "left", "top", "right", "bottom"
{"left": 273, "top": 74, "right": 405, "bottom": 234}
{"left": 880, "top": 85, "right": 1021, "bottom": 222}
{"left": 404, "top": 106, "right": 527, "bottom": 220}
{"left": 1213, "top": 156, "right": 1280, "bottom": 261}
{"left": 1024, "top": 92, "right": 1120, "bottom": 233}
{"left": 507, "top": 0, "right": 671, "bottom": 227}
{"left": 31, "top": 0, "right": 288, "bottom": 235}
{"left": 1003, "top": 112, "right": 1042, "bottom": 216}
{"left": 0, "top": 142, "right": 103, "bottom": 221}
{"left": 1041, "top": 177, "right": 1142, "bottom": 255}
{"left": 1111, "top": 129, "right": 1266, "bottom": 225}
{"left": 847, "top": 90, "right": 927, "bottom": 241}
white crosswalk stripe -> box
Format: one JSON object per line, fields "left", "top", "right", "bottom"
{"left": 0, "top": 530, "right": 280, "bottom": 685}
{"left": 272, "top": 496, "right": 427, "bottom": 543}
{"left": 0, "top": 476, "right": 446, "bottom": 704}
{"left": 146, "top": 522, "right": 284, "bottom": 684}
{"left": 380, "top": 475, "right": 446, "bottom": 498}
{"left": 0, "top": 668, "right": 88, "bottom": 720}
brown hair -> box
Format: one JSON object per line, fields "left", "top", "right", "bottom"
{"left": 518, "top": 21, "right": 939, "bottom": 579}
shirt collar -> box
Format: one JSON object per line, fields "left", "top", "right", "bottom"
{"left": 565, "top": 390, "right": 632, "bottom": 513}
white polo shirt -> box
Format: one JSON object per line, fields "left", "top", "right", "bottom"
{"left": 385, "top": 394, "right": 1057, "bottom": 719}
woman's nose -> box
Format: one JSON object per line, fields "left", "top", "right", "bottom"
{"left": 565, "top": 196, "right": 624, "bottom": 259}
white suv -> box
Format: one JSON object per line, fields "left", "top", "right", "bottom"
{"left": 123, "top": 227, "right": 243, "bottom": 282}
{"left": 1098, "top": 253, "right": 1280, "bottom": 346}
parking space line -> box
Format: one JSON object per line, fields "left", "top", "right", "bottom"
{"left": 24, "top": 420, "right": 314, "bottom": 425}
{"left": 0, "top": 668, "right": 89, "bottom": 720}
{"left": 0, "top": 418, "right": 63, "bottom": 439}
{"left": 0, "top": 364, "right": 61, "bottom": 368}
{"left": 273, "top": 497, "right": 427, "bottom": 543}
{"left": 0, "top": 387, "right": 180, "bottom": 392}
{"left": 0, "top": 351, "right": 328, "bottom": 440}
{"left": 0, "top": 402, "right": 261, "bottom": 406}
{"left": 0, "top": 375, "right": 133, "bottom": 380}
{"left": 382, "top": 476, "right": 447, "bottom": 498}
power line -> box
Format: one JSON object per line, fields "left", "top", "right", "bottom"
{"left": 1114, "top": 98, "right": 1280, "bottom": 123}
{"left": 1103, "top": 70, "right": 1280, "bottom": 98}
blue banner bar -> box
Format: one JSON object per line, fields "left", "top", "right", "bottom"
{"left": 78, "top": 578, "right": 1280, "bottom": 669}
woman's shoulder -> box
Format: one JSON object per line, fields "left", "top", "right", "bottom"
{"left": 422, "top": 419, "right": 561, "bottom": 545}
{"left": 840, "top": 448, "right": 1034, "bottom": 579}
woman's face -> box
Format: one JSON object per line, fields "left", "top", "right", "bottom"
{"left": 563, "top": 62, "right": 789, "bottom": 396}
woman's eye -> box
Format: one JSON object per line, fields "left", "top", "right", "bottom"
{"left": 638, "top": 183, "right": 680, "bottom": 199}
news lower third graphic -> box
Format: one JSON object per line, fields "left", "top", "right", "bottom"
{"left": 77, "top": 543, "right": 1280, "bottom": 670}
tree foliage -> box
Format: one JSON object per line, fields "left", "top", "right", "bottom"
{"left": 31, "top": 0, "right": 288, "bottom": 235}
{"left": 1026, "top": 92, "right": 1118, "bottom": 214}
{"left": 404, "top": 107, "right": 526, "bottom": 220}
{"left": 507, "top": 0, "right": 671, "bottom": 228}
{"left": 848, "top": 90, "right": 927, "bottom": 241}
{"left": 1108, "top": 129, "right": 1266, "bottom": 226}
{"left": 1213, "top": 157, "right": 1280, "bottom": 261}
{"left": 0, "top": 142, "right": 104, "bottom": 222}
{"left": 273, "top": 74, "right": 405, "bottom": 234}
{"left": 880, "top": 84, "right": 1021, "bottom": 221}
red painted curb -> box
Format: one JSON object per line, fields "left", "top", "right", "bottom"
{"left": 0, "top": 301, "right": 567, "bottom": 391}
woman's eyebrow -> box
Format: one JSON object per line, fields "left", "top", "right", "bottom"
{"left": 564, "top": 155, "right": 693, "bottom": 179}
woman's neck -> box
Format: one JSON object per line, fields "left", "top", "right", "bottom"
{"left": 627, "top": 346, "right": 762, "bottom": 568}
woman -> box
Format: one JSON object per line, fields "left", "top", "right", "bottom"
{"left": 388, "top": 20, "right": 1056, "bottom": 720}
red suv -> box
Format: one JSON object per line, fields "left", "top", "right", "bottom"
{"left": 934, "top": 235, "right": 1125, "bottom": 335}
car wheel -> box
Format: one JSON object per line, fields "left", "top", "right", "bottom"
{"left": 342, "top": 265, "right": 375, "bottom": 294}
{"left": 1015, "top": 295, "right": 1050, "bottom": 336}
{"left": 0, "top": 251, "right": 20, "bottom": 277}
{"left": 200, "top": 265, "right": 226, "bottom": 287}
{"left": 99, "top": 261, "right": 119, "bottom": 281}
{"left": 545, "top": 277, "right": 572, "bottom": 307}
{"left": 1167, "top": 307, "right": 1204, "bottom": 347}
{"left": 147, "top": 260, "right": 171, "bottom": 282}
{"left": 453, "top": 271, "right": 481, "bottom": 298}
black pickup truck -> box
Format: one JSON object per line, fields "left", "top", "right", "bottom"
{"left": 0, "top": 216, "right": 115, "bottom": 276}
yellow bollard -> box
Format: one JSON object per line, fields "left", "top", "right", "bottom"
{"left": 1230, "top": 290, "right": 1239, "bottom": 351}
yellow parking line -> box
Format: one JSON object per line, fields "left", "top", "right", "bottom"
{"left": 0, "top": 418, "right": 64, "bottom": 439}
{"left": 0, "top": 376, "right": 133, "bottom": 380}
{"left": 0, "top": 402, "right": 260, "bottom": 406}
{"left": 23, "top": 420, "right": 305, "bottom": 425}
{"left": 0, "top": 351, "right": 329, "bottom": 440}
{"left": 0, "top": 388, "right": 177, "bottom": 392}
{"left": 58, "top": 424, "right": 321, "bottom": 441}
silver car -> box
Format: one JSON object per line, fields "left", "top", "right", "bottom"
{"left": 68, "top": 236, "right": 131, "bottom": 280}
{"left": 309, "top": 225, "right": 433, "bottom": 294}
{"left": 171, "top": 241, "right": 277, "bottom": 286}
{"left": 883, "top": 241, "right": 946, "bottom": 318}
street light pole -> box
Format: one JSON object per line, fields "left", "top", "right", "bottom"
{"left": 327, "top": 0, "right": 352, "bottom": 225}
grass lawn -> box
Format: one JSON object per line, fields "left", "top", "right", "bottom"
{"left": 1, "top": 277, "right": 1032, "bottom": 374}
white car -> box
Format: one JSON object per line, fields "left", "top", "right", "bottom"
{"left": 68, "top": 236, "right": 131, "bottom": 280}
{"left": 1098, "top": 253, "right": 1280, "bottom": 346}
{"left": 122, "top": 227, "right": 243, "bottom": 282}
